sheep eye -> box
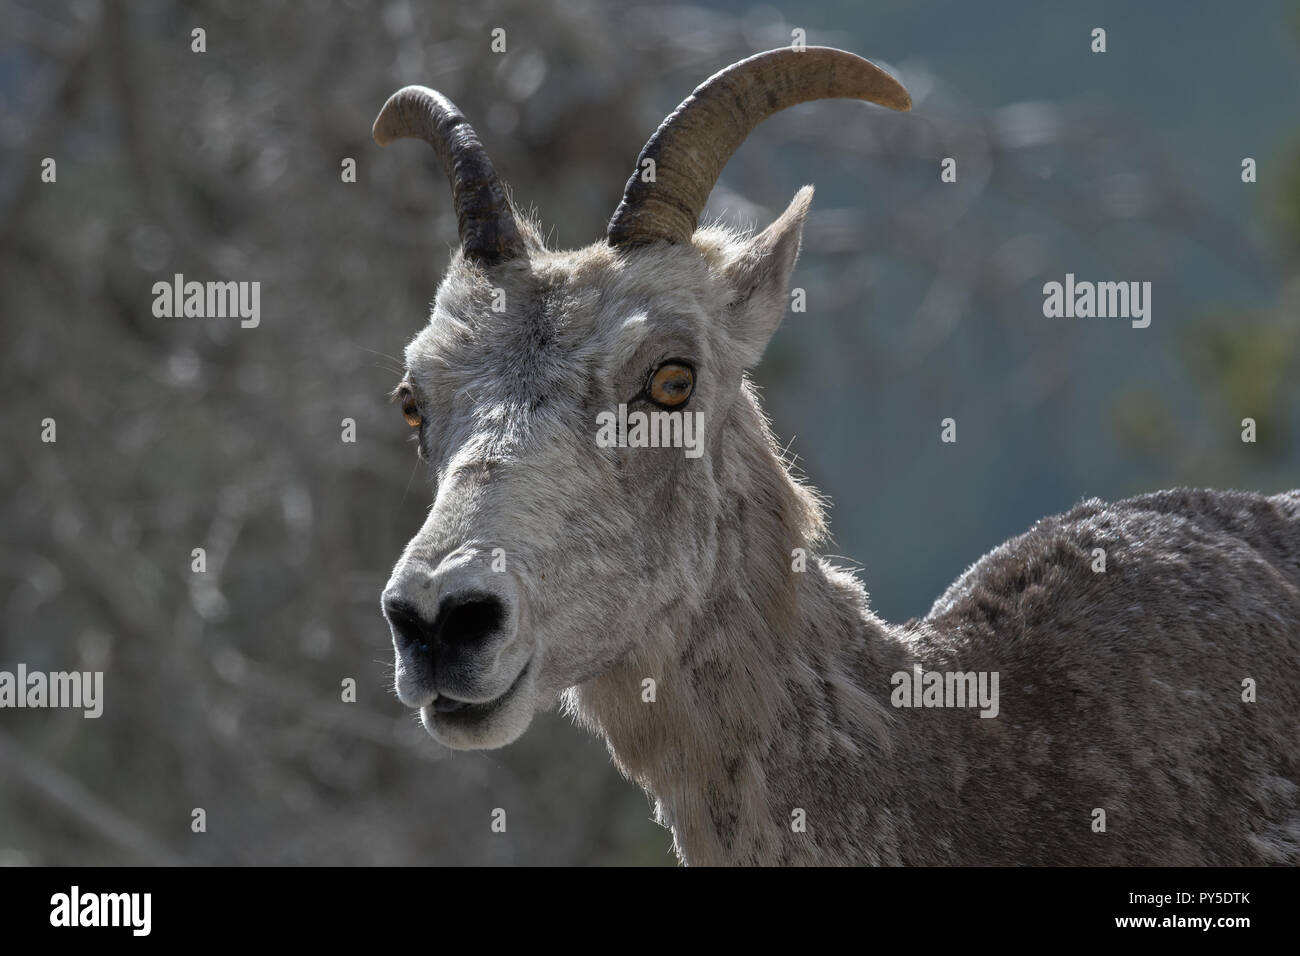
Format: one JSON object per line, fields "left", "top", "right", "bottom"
{"left": 395, "top": 383, "right": 422, "bottom": 428}
{"left": 647, "top": 362, "right": 694, "bottom": 408}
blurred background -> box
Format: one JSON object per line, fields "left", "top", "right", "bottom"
{"left": 0, "top": 0, "right": 1296, "bottom": 865}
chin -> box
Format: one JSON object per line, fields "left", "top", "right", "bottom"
{"left": 420, "top": 663, "right": 540, "bottom": 750}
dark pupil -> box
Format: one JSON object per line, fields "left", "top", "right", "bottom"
{"left": 657, "top": 367, "right": 690, "bottom": 395}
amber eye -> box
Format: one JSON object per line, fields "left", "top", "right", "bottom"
{"left": 647, "top": 362, "right": 694, "bottom": 408}
{"left": 395, "top": 384, "right": 422, "bottom": 428}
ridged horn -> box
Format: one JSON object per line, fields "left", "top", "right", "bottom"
{"left": 607, "top": 47, "right": 910, "bottom": 247}
{"left": 374, "top": 86, "right": 523, "bottom": 264}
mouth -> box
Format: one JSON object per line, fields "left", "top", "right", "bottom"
{"left": 424, "top": 656, "right": 533, "bottom": 724}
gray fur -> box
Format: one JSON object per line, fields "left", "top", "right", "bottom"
{"left": 382, "top": 188, "right": 1300, "bottom": 866}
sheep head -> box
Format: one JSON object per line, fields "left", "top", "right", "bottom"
{"left": 375, "top": 47, "right": 909, "bottom": 749}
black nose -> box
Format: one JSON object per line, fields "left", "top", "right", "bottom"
{"left": 384, "top": 591, "right": 506, "bottom": 659}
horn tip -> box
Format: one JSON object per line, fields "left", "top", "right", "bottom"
{"left": 879, "top": 74, "right": 912, "bottom": 112}
{"left": 372, "top": 85, "right": 430, "bottom": 147}
{"left": 372, "top": 93, "right": 401, "bottom": 147}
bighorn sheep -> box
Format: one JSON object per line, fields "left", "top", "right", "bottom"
{"left": 374, "top": 48, "right": 1300, "bottom": 865}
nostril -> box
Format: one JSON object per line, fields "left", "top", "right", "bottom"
{"left": 384, "top": 599, "right": 434, "bottom": 653}
{"left": 384, "top": 590, "right": 507, "bottom": 655}
{"left": 437, "top": 593, "right": 505, "bottom": 645}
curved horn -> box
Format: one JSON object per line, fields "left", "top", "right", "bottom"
{"left": 374, "top": 86, "right": 523, "bottom": 264}
{"left": 607, "top": 47, "right": 910, "bottom": 247}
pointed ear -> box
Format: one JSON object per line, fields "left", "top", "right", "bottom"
{"left": 721, "top": 186, "right": 813, "bottom": 367}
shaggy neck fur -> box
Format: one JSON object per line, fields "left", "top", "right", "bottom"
{"left": 568, "top": 385, "right": 958, "bottom": 865}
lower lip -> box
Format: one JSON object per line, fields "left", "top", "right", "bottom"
{"left": 430, "top": 659, "right": 531, "bottom": 719}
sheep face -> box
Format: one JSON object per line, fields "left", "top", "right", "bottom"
{"left": 382, "top": 195, "right": 809, "bottom": 749}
